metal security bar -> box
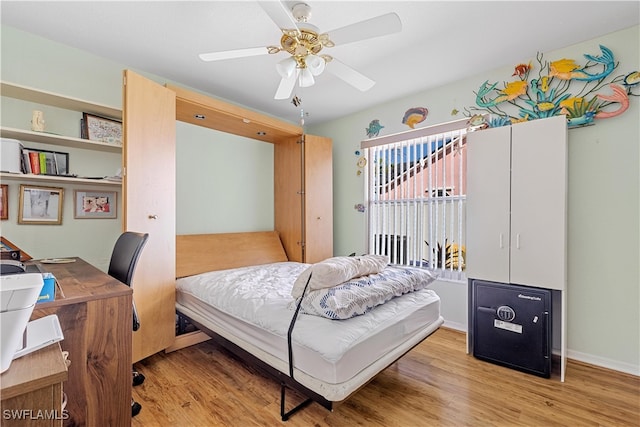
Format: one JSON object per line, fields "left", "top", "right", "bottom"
{"left": 363, "top": 118, "right": 472, "bottom": 280}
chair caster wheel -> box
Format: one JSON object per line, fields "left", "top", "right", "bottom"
{"left": 132, "top": 399, "right": 142, "bottom": 417}
{"left": 132, "top": 371, "right": 145, "bottom": 386}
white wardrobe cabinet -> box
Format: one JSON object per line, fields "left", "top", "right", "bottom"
{"left": 466, "top": 115, "right": 568, "bottom": 290}
{"left": 466, "top": 115, "right": 568, "bottom": 381}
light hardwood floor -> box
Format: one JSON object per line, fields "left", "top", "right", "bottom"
{"left": 132, "top": 328, "right": 639, "bottom": 426}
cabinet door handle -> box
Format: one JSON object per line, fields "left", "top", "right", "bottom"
{"left": 499, "top": 233, "right": 504, "bottom": 249}
{"left": 148, "top": 214, "right": 158, "bottom": 220}
{"left": 516, "top": 233, "right": 521, "bottom": 249}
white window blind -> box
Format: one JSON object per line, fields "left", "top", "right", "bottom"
{"left": 362, "top": 118, "right": 472, "bottom": 280}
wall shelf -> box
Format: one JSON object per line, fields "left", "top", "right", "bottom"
{"left": 1, "top": 81, "right": 123, "bottom": 184}
{"left": 1, "top": 127, "right": 121, "bottom": 153}
{"left": 1, "top": 81, "right": 121, "bottom": 120}
{"left": 1, "top": 172, "right": 121, "bottom": 187}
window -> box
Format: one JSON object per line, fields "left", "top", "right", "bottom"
{"left": 362, "top": 118, "right": 471, "bottom": 281}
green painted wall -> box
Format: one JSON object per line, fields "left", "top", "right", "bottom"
{"left": 1, "top": 23, "right": 638, "bottom": 375}
{"left": 309, "top": 26, "right": 639, "bottom": 374}
{"left": 1, "top": 26, "right": 275, "bottom": 269}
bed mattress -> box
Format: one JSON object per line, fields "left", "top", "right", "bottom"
{"left": 175, "top": 262, "right": 443, "bottom": 401}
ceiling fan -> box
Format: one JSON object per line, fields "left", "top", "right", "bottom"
{"left": 198, "top": 1, "right": 402, "bottom": 100}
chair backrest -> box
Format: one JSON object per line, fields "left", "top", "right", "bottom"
{"left": 108, "top": 232, "right": 149, "bottom": 287}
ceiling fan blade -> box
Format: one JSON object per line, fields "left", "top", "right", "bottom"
{"left": 326, "top": 59, "right": 375, "bottom": 92}
{"left": 327, "top": 13, "right": 402, "bottom": 46}
{"left": 258, "top": 1, "right": 300, "bottom": 34}
{"left": 274, "top": 70, "right": 299, "bottom": 100}
{"left": 199, "top": 47, "right": 270, "bottom": 62}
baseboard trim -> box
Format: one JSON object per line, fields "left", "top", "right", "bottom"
{"left": 442, "top": 320, "right": 466, "bottom": 332}
{"left": 567, "top": 349, "right": 639, "bottom": 377}
{"left": 450, "top": 325, "right": 639, "bottom": 377}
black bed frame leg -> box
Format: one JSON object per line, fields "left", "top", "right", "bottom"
{"left": 280, "top": 383, "right": 313, "bottom": 421}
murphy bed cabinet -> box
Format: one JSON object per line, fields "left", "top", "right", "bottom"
{"left": 122, "top": 70, "right": 177, "bottom": 362}
{"left": 166, "top": 83, "right": 333, "bottom": 264}
{"left": 466, "top": 115, "right": 568, "bottom": 381}
{"left": 275, "top": 134, "right": 333, "bottom": 263}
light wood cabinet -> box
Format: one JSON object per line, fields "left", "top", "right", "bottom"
{"left": 0, "top": 343, "right": 68, "bottom": 427}
{"left": 167, "top": 84, "right": 333, "bottom": 265}
{"left": 124, "top": 80, "right": 332, "bottom": 356}
{"left": 466, "top": 115, "right": 568, "bottom": 381}
{"left": 122, "top": 70, "right": 177, "bottom": 363}
{"left": 275, "top": 134, "right": 333, "bottom": 263}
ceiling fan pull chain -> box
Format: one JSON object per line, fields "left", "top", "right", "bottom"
{"left": 297, "top": 85, "right": 305, "bottom": 127}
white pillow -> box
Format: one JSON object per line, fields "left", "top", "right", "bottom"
{"left": 295, "top": 266, "right": 439, "bottom": 319}
{"left": 291, "top": 255, "right": 389, "bottom": 298}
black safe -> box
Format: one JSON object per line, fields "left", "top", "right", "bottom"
{"left": 469, "top": 279, "right": 552, "bottom": 378}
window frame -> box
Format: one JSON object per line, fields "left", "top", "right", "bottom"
{"left": 361, "top": 117, "right": 482, "bottom": 281}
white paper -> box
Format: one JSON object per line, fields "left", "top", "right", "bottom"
{"left": 13, "top": 314, "right": 64, "bottom": 359}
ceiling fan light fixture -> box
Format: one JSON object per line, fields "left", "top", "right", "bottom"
{"left": 276, "top": 57, "right": 297, "bottom": 78}
{"left": 292, "top": 3, "right": 312, "bottom": 23}
{"left": 306, "top": 54, "right": 325, "bottom": 76}
{"left": 200, "top": 2, "right": 392, "bottom": 101}
{"left": 299, "top": 67, "right": 315, "bottom": 87}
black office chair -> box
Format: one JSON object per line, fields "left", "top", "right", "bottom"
{"left": 107, "top": 231, "right": 149, "bottom": 418}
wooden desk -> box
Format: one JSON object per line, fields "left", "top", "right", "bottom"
{"left": 31, "top": 258, "right": 132, "bottom": 427}
{"left": 1, "top": 343, "right": 68, "bottom": 427}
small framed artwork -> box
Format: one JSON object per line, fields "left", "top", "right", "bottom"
{"left": 82, "top": 113, "right": 123, "bottom": 145}
{"left": 74, "top": 190, "right": 117, "bottom": 219}
{"left": 0, "top": 184, "right": 8, "bottom": 220}
{"left": 18, "top": 184, "right": 64, "bottom": 225}
{"left": 1, "top": 236, "right": 32, "bottom": 261}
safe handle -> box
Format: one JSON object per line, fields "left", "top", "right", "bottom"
{"left": 477, "top": 306, "right": 496, "bottom": 315}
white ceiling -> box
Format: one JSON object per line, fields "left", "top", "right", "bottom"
{"left": 2, "top": 1, "right": 639, "bottom": 126}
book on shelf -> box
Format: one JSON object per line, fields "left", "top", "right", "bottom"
{"left": 21, "top": 151, "right": 31, "bottom": 174}
{"left": 38, "top": 152, "right": 46, "bottom": 174}
{"left": 28, "top": 151, "right": 40, "bottom": 175}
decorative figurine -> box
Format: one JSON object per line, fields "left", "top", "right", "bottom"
{"left": 31, "top": 110, "right": 45, "bottom": 132}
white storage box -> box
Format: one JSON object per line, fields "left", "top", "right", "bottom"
{"left": 1, "top": 138, "right": 23, "bottom": 174}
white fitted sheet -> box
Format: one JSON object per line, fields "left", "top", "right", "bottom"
{"left": 175, "top": 262, "right": 443, "bottom": 401}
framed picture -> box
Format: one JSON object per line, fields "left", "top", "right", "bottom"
{"left": 82, "top": 112, "right": 122, "bottom": 145}
{"left": 0, "top": 184, "right": 7, "bottom": 220}
{"left": 74, "top": 190, "right": 117, "bottom": 219}
{"left": 18, "top": 184, "right": 64, "bottom": 225}
{"left": 0, "top": 236, "right": 32, "bottom": 261}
